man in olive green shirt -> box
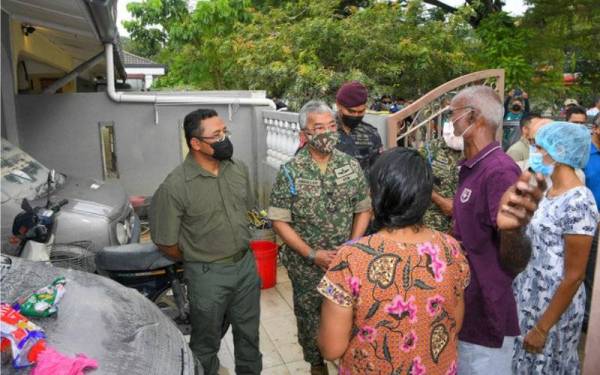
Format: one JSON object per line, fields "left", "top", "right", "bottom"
{"left": 268, "top": 101, "right": 372, "bottom": 375}
{"left": 150, "top": 109, "right": 261, "bottom": 375}
{"left": 506, "top": 113, "right": 540, "bottom": 162}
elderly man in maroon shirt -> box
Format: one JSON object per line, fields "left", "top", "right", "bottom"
{"left": 449, "top": 86, "right": 546, "bottom": 374}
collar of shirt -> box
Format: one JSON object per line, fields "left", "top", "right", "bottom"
{"left": 591, "top": 142, "right": 599, "bottom": 155}
{"left": 296, "top": 146, "right": 343, "bottom": 172}
{"left": 459, "top": 141, "right": 502, "bottom": 170}
{"left": 183, "top": 154, "right": 232, "bottom": 181}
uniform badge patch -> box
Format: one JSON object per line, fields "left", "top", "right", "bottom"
{"left": 334, "top": 165, "right": 353, "bottom": 178}
{"left": 460, "top": 188, "right": 472, "bottom": 203}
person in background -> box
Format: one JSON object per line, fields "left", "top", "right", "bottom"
{"left": 334, "top": 81, "right": 384, "bottom": 178}
{"left": 507, "top": 113, "right": 542, "bottom": 162}
{"left": 566, "top": 105, "right": 588, "bottom": 125}
{"left": 268, "top": 100, "right": 372, "bottom": 375}
{"left": 561, "top": 98, "right": 580, "bottom": 119}
{"left": 583, "top": 113, "right": 600, "bottom": 332}
{"left": 587, "top": 97, "right": 600, "bottom": 117}
{"left": 511, "top": 122, "right": 599, "bottom": 374}
{"left": 504, "top": 89, "right": 530, "bottom": 122}
{"left": 448, "top": 86, "right": 545, "bottom": 375}
{"left": 381, "top": 95, "right": 393, "bottom": 111}
{"left": 516, "top": 118, "right": 586, "bottom": 185}
{"left": 418, "top": 120, "right": 463, "bottom": 233}
{"left": 150, "top": 109, "right": 262, "bottom": 375}
{"left": 389, "top": 97, "right": 406, "bottom": 113}
{"left": 317, "top": 148, "right": 470, "bottom": 374}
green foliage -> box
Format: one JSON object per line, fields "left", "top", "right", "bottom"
{"left": 227, "top": 0, "right": 477, "bottom": 109}
{"left": 519, "top": 0, "right": 600, "bottom": 108}
{"left": 473, "top": 12, "right": 534, "bottom": 88}
{"left": 123, "top": 0, "right": 189, "bottom": 58}
{"left": 121, "top": 0, "right": 599, "bottom": 109}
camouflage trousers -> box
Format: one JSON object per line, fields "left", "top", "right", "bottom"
{"left": 281, "top": 246, "right": 326, "bottom": 366}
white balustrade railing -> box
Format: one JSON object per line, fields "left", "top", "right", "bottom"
{"left": 263, "top": 111, "right": 301, "bottom": 169}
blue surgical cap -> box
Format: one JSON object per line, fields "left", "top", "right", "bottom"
{"left": 535, "top": 121, "right": 591, "bottom": 169}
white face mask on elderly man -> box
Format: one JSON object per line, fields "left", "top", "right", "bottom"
{"left": 442, "top": 121, "right": 464, "bottom": 151}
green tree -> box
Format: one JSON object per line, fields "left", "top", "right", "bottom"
{"left": 519, "top": 0, "right": 600, "bottom": 108}
{"left": 122, "top": 0, "right": 189, "bottom": 59}
{"left": 227, "top": 0, "right": 476, "bottom": 109}
{"left": 473, "top": 12, "right": 534, "bottom": 88}
{"left": 123, "top": 0, "right": 250, "bottom": 89}
{"left": 122, "top": 0, "right": 599, "bottom": 110}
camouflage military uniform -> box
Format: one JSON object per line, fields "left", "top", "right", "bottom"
{"left": 419, "top": 138, "right": 462, "bottom": 233}
{"left": 335, "top": 117, "right": 384, "bottom": 177}
{"left": 268, "top": 147, "right": 371, "bottom": 366}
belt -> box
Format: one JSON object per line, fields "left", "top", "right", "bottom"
{"left": 211, "top": 248, "right": 248, "bottom": 264}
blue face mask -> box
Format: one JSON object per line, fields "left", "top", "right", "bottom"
{"left": 528, "top": 146, "right": 554, "bottom": 176}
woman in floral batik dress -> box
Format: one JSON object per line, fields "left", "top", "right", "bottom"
{"left": 317, "top": 148, "right": 470, "bottom": 374}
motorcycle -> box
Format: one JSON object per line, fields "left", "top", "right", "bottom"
{"left": 94, "top": 243, "right": 191, "bottom": 335}
{"left": 10, "top": 170, "right": 191, "bottom": 334}
{"left": 10, "top": 170, "right": 76, "bottom": 265}
{"left": 9, "top": 171, "right": 232, "bottom": 337}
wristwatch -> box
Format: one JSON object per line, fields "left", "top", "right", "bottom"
{"left": 306, "top": 248, "right": 317, "bottom": 264}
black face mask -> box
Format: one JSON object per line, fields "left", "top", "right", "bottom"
{"left": 512, "top": 104, "right": 522, "bottom": 112}
{"left": 341, "top": 114, "right": 364, "bottom": 129}
{"left": 210, "top": 137, "right": 233, "bottom": 160}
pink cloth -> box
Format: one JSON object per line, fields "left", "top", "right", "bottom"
{"left": 30, "top": 347, "right": 98, "bottom": 375}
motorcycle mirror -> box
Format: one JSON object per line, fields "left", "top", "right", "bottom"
{"left": 21, "top": 198, "right": 33, "bottom": 213}
{"left": 46, "top": 169, "right": 56, "bottom": 209}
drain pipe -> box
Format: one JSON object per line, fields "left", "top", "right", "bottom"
{"left": 104, "top": 43, "right": 275, "bottom": 109}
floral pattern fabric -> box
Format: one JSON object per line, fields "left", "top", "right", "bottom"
{"left": 512, "top": 187, "right": 599, "bottom": 374}
{"left": 317, "top": 232, "right": 470, "bottom": 374}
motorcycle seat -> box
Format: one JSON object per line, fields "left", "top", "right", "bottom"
{"left": 95, "top": 243, "right": 176, "bottom": 271}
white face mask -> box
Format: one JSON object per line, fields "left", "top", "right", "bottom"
{"left": 443, "top": 121, "right": 464, "bottom": 151}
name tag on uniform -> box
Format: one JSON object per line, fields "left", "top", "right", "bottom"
{"left": 354, "top": 134, "right": 371, "bottom": 145}
{"left": 296, "top": 178, "right": 321, "bottom": 196}
{"left": 334, "top": 165, "right": 357, "bottom": 185}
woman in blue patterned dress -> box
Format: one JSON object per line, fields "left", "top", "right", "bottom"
{"left": 512, "top": 122, "right": 599, "bottom": 374}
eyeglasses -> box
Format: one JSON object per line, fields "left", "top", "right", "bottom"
{"left": 196, "top": 129, "right": 231, "bottom": 143}
{"left": 305, "top": 123, "right": 337, "bottom": 135}
{"left": 447, "top": 106, "right": 476, "bottom": 118}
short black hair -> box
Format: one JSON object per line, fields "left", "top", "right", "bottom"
{"left": 566, "top": 105, "right": 587, "bottom": 121}
{"left": 183, "top": 109, "right": 218, "bottom": 147}
{"left": 369, "top": 148, "right": 433, "bottom": 231}
{"left": 519, "top": 112, "right": 541, "bottom": 128}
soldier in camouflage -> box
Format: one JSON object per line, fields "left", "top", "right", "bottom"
{"left": 334, "top": 81, "right": 384, "bottom": 178}
{"left": 418, "top": 121, "right": 463, "bottom": 233}
{"left": 268, "top": 101, "right": 372, "bottom": 375}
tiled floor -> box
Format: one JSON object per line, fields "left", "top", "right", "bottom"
{"left": 216, "top": 266, "right": 337, "bottom": 374}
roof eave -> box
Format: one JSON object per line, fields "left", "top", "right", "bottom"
{"left": 83, "top": 0, "right": 126, "bottom": 79}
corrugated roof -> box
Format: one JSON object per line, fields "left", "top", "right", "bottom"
{"left": 122, "top": 51, "right": 164, "bottom": 67}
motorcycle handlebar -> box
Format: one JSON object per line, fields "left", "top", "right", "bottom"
{"left": 52, "top": 199, "right": 69, "bottom": 212}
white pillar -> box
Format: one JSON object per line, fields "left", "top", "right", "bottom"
{"left": 144, "top": 74, "right": 153, "bottom": 90}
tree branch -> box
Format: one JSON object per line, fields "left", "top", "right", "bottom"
{"left": 422, "top": 0, "right": 458, "bottom": 13}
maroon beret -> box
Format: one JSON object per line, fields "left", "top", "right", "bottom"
{"left": 336, "top": 81, "right": 368, "bottom": 107}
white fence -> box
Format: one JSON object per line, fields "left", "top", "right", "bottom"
{"left": 262, "top": 110, "right": 301, "bottom": 169}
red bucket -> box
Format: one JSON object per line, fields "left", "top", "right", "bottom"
{"left": 250, "top": 240, "right": 278, "bottom": 289}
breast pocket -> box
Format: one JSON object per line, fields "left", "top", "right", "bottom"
{"left": 225, "top": 172, "right": 249, "bottom": 211}
{"left": 293, "top": 183, "right": 322, "bottom": 219}
{"left": 328, "top": 175, "right": 358, "bottom": 214}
